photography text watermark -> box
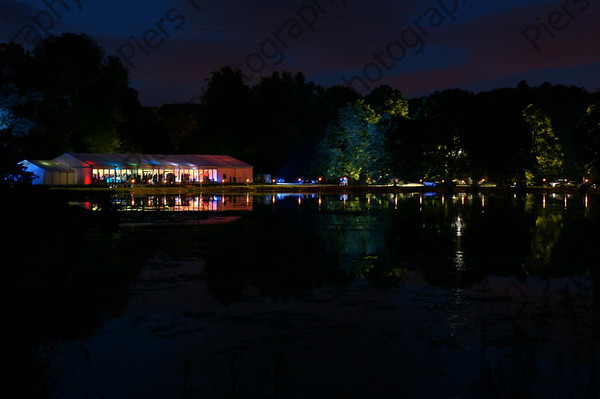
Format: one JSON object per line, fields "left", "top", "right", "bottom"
{"left": 341, "top": 0, "right": 471, "bottom": 93}
{"left": 521, "top": 0, "right": 597, "bottom": 51}
{"left": 116, "top": 6, "right": 189, "bottom": 70}
{"left": 229, "top": 0, "right": 348, "bottom": 83}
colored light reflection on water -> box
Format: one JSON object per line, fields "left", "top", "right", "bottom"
{"left": 109, "top": 194, "right": 254, "bottom": 212}
{"left": 47, "top": 192, "right": 600, "bottom": 399}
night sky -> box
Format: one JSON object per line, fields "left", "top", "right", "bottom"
{"left": 3, "top": 0, "right": 599, "bottom": 106}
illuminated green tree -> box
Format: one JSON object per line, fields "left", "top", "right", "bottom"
{"left": 575, "top": 103, "right": 600, "bottom": 181}
{"left": 523, "top": 104, "right": 564, "bottom": 182}
{"left": 365, "top": 85, "right": 409, "bottom": 118}
{"left": 319, "top": 100, "right": 388, "bottom": 184}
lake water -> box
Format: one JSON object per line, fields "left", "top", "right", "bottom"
{"left": 49, "top": 192, "right": 600, "bottom": 399}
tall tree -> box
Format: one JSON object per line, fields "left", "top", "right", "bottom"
{"left": 470, "top": 88, "right": 531, "bottom": 183}
{"left": 574, "top": 103, "right": 600, "bottom": 182}
{"left": 365, "top": 85, "right": 409, "bottom": 118}
{"left": 319, "top": 100, "right": 388, "bottom": 184}
{"left": 248, "top": 71, "right": 329, "bottom": 176}
{"left": 195, "top": 66, "right": 251, "bottom": 157}
{"left": 414, "top": 90, "right": 473, "bottom": 181}
{"left": 1, "top": 43, "right": 37, "bottom": 184}
{"left": 28, "top": 33, "right": 131, "bottom": 156}
{"left": 157, "top": 103, "right": 201, "bottom": 152}
{"left": 368, "top": 86, "right": 412, "bottom": 181}
{"left": 0, "top": 91, "right": 36, "bottom": 185}
{"left": 523, "top": 104, "right": 564, "bottom": 182}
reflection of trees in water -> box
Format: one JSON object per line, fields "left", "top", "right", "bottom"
{"left": 316, "top": 194, "right": 413, "bottom": 286}
{"left": 1, "top": 193, "right": 172, "bottom": 398}
{"left": 317, "top": 213, "right": 389, "bottom": 277}
{"left": 524, "top": 211, "right": 564, "bottom": 274}
{"left": 522, "top": 194, "right": 563, "bottom": 275}
{"left": 313, "top": 193, "right": 600, "bottom": 397}
{"left": 13, "top": 192, "right": 599, "bottom": 398}
{"left": 316, "top": 193, "right": 536, "bottom": 287}
{"left": 522, "top": 194, "right": 600, "bottom": 276}
{"left": 316, "top": 192, "right": 600, "bottom": 288}
{"left": 315, "top": 194, "right": 482, "bottom": 286}
{"left": 201, "top": 214, "right": 347, "bottom": 304}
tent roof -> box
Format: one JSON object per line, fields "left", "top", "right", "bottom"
{"left": 22, "top": 160, "right": 74, "bottom": 172}
{"left": 62, "top": 153, "right": 252, "bottom": 168}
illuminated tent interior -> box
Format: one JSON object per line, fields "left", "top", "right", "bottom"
{"left": 21, "top": 153, "right": 253, "bottom": 186}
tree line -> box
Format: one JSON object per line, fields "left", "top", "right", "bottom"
{"left": 1, "top": 33, "right": 599, "bottom": 185}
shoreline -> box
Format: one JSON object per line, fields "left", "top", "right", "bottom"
{"left": 37, "top": 183, "right": 598, "bottom": 195}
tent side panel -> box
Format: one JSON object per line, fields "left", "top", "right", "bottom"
{"left": 74, "top": 168, "right": 92, "bottom": 185}
{"left": 217, "top": 167, "right": 254, "bottom": 183}
{"left": 27, "top": 165, "right": 45, "bottom": 185}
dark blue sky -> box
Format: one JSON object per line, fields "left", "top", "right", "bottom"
{"left": 2, "top": 0, "right": 599, "bottom": 106}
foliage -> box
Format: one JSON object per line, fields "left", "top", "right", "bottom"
{"left": 29, "top": 34, "right": 130, "bottom": 155}
{"left": 0, "top": 34, "right": 134, "bottom": 161}
{"left": 246, "top": 71, "right": 331, "bottom": 175}
{"left": 573, "top": 103, "right": 600, "bottom": 182}
{"left": 2, "top": 32, "right": 600, "bottom": 184}
{"left": 523, "top": 104, "right": 564, "bottom": 181}
{"left": 0, "top": 67, "right": 37, "bottom": 185}
{"left": 404, "top": 90, "right": 473, "bottom": 181}
{"left": 319, "top": 100, "right": 389, "bottom": 183}
{"left": 365, "top": 85, "right": 409, "bottom": 118}
{"left": 197, "top": 66, "right": 250, "bottom": 156}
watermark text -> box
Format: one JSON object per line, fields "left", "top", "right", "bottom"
{"left": 230, "top": 0, "right": 348, "bottom": 83}
{"left": 521, "top": 0, "right": 596, "bottom": 51}
{"left": 341, "top": 0, "right": 470, "bottom": 93}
